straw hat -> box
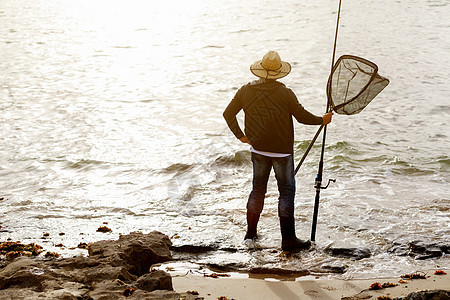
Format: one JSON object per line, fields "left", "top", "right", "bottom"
{"left": 250, "top": 51, "right": 291, "bottom": 79}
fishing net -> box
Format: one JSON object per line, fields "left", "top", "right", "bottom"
{"left": 327, "top": 55, "right": 389, "bottom": 115}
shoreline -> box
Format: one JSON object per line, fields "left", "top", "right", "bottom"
{"left": 172, "top": 271, "right": 450, "bottom": 300}
{"left": 1, "top": 232, "right": 448, "bottom": 299}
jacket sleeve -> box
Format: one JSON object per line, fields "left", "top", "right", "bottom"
{"left": 223, "top": 88, "right": 245, "bottom": 139}
{"left": 287, "top": 89, "right": 323, "bottom": 125}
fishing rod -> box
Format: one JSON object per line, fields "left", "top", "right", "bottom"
{"left": 310, "top": 0, "right": 342, "bottom": 242}
{"left": 294, "top": 0, "right": 389, "bottom": 242}
{"left": 294, "top": 0, "right": 342, "bottom": 176}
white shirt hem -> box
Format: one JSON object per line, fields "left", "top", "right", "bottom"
{"left": 250, "top": 147, "right": 291, "bottom": 158}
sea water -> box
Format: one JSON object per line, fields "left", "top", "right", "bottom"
{"left": 0, "top": 0, "right": 449, "bottom": 279}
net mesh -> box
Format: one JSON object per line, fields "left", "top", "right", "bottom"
{"left": 327, "top": 55, "right": 389, "bottom": 115}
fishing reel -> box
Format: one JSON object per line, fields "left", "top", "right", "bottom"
{"left": 314, "top": 177, "right": 336, "bottom": 190}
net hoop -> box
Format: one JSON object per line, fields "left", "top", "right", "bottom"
{"left": 327, "top": 55, "right": 385, "bottom": 115}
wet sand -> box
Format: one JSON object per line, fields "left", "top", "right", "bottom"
{"left": 173, "top": 270, "right": 449, "bottom": 300}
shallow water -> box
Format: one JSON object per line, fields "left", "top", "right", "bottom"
{"left": 0, "top": 0, "right": 449, "bottom": 279}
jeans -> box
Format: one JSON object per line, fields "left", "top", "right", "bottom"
{"left": 247, "top": 152, "right": 296, "bottom": 218}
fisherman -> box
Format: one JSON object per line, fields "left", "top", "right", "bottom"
{"left": 223, "top": 51, "right": 333, "bottom": 251}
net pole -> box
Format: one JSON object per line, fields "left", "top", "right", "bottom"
{"left": 311, "top": 0, "right": 342, "bottom": 242}
{"left": 294, "top": 125, "right": 324, "bottom": 175}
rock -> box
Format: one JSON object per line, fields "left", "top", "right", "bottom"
{"left": 132, "top": 290, "right": 202, "bottom": 300}
{"left": 390, "top": 240, "right": 449, "bottom": 260}
{"left": 398, "top": 289, "right": 450, "bottom": 300}
{"left": 0, "top": 257, "right": 50, "bottom": 289}
{"left": 324, "top": 246, "right": 371, "bottom": 260}
{"left": 136, "top": 270, "right": 173, "bottom": 291}
{"left": 249, "top": 266, "right": 309, "bottom": 277}
{"left": 76, "top": 262, "right": 137, "bottom": 284}
{"left": 318, "top": 263, "right": 347, "bottom": 274}
{"left": 0, "top": 231, "right": 195, "bottom": 299}
{"left": 415, "top": 249, "right": 443, "bottom": 260}
{"left": 87, "top": 279, "right": 133, "bottom": 300}
{"left": 89, "top": 279, "right": 197, "bottom": 300}
{"left": 45, "top": 281, "right": 90, "bottom": 299}
{"left": 88, "top": 231, "right": 172, "bottom": 276}
{"left": 170, "top": 244, "right": 217, "bottom": 254}
{"left": 96, "top": 226, "right": 112, "bottom": 233}
{"left": 205, "top": 262, "right": 248, "bottom": 273}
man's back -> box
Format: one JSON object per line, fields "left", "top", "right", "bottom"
{"left": 223, "top": 79, "right": 322, "bottom": 154}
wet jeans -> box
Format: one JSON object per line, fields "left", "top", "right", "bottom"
{"left": 247, "top": 152, "right": 296, "bottom": 218}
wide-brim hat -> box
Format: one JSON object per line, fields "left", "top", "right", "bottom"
{"left": 250, "top": 51, "right": 291, "bottom": 80}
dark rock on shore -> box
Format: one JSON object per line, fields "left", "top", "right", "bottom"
{"left": 0, "top": 231, "right": 200, "bottom": 300}
{"left": 173, "top": 243, "right": 351, "bottom": 275}
{"left": 314, "top": 263, "right": 348, "bottom": 274}
{"left": 206, "top": 262, "right": 248, "bottom": 273}
{"left": 394, "top": 289, "right": 450, "bottom": 300}
{"left": 390, "top": 240, "right": 449, "bottom": 260}
{"left": 171, "top": 244, "right": 218, "bottom": 254}
{"left": 343, "top": 290, "right": 450, "bottom": 300}
{"left": 325, "top": 246, "right": 371, "bottom": 260}
{"left": 88, "top": 231, "right": 172, "bottom": 276}
{"left": 170, "top": 241, "right": 238, "bottom": 255}
{"left": 249, "top": 266, "right": 309, "bottom": 277}
{"left": 136, "top": 270, "right": 173, "bottom": 291}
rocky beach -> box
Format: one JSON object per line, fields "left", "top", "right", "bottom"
{"left": 1, "top": 0, "right": 449, "bottom": 298}
{"left": 0, "top": 231, "right": 448, "bottom": 300}
{"left": 0, "top": 231, "right": 203, "bottom": 299}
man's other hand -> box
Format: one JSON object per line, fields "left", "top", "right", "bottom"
{"left": 322, "top": 112, "right": 333, "bottom": 125}
{"left": 239, "top": 136, "right": 252, "bottom": 145}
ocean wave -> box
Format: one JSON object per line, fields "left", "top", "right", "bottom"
{"left": 64, "top": 159, "right": 106, "bottom": 170}
{"left": 425, "top": 198, "right": 450, "bottom": 213}
{"left": 385, "top": 157, "right": 437, "bottom": 176}
{"left": 33, "top": 214, "right": 65, "bottom": 219}
{"left": 212, "top": 151, "right": 251, "bottom": 167}
{"left": 72, "top": 214, "right": 104, "bottom": 219}
{"left": 107, "top": 207, "right": 137, "bottom": 215}
{"left": 436, "top": 156, "right": 450, "bottom": 167}
{"left": 161, "top": 163, "right": 196, "bottom": 174}
{"left": 294, "top": 140, "right": 319, "bottom": 151}
{"left": 326, "top": 141, "right": 362, "bottom": 154}
{"left": 295, "top": 140, "right": 365, "bottom": 158}
{"left": 318, "top": 139, "right": 447, "bottom": 177}
{"left": 328, "top": 153, "right": 438, "bottom": 176}
{"left": 428, "top": 105, "right": 450, "bottom": 114}
{"left": 10, "top": 200, "right": 33, "bottom": 206}
{"left": 37, "top": 157, "right": 109, "bottom": 171}
{"left": 202, "top": 45, "right": 225, "bottom": 49}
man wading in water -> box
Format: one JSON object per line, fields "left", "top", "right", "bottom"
{"left": 223, "top": 51, "right": 333, "bottom": 251}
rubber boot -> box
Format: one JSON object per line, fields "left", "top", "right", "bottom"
{"left": 280, "top": 216, "right": 311, "bottom": 251}
{"left": 244, "top": 212, "right": 260, "bottom": 240}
